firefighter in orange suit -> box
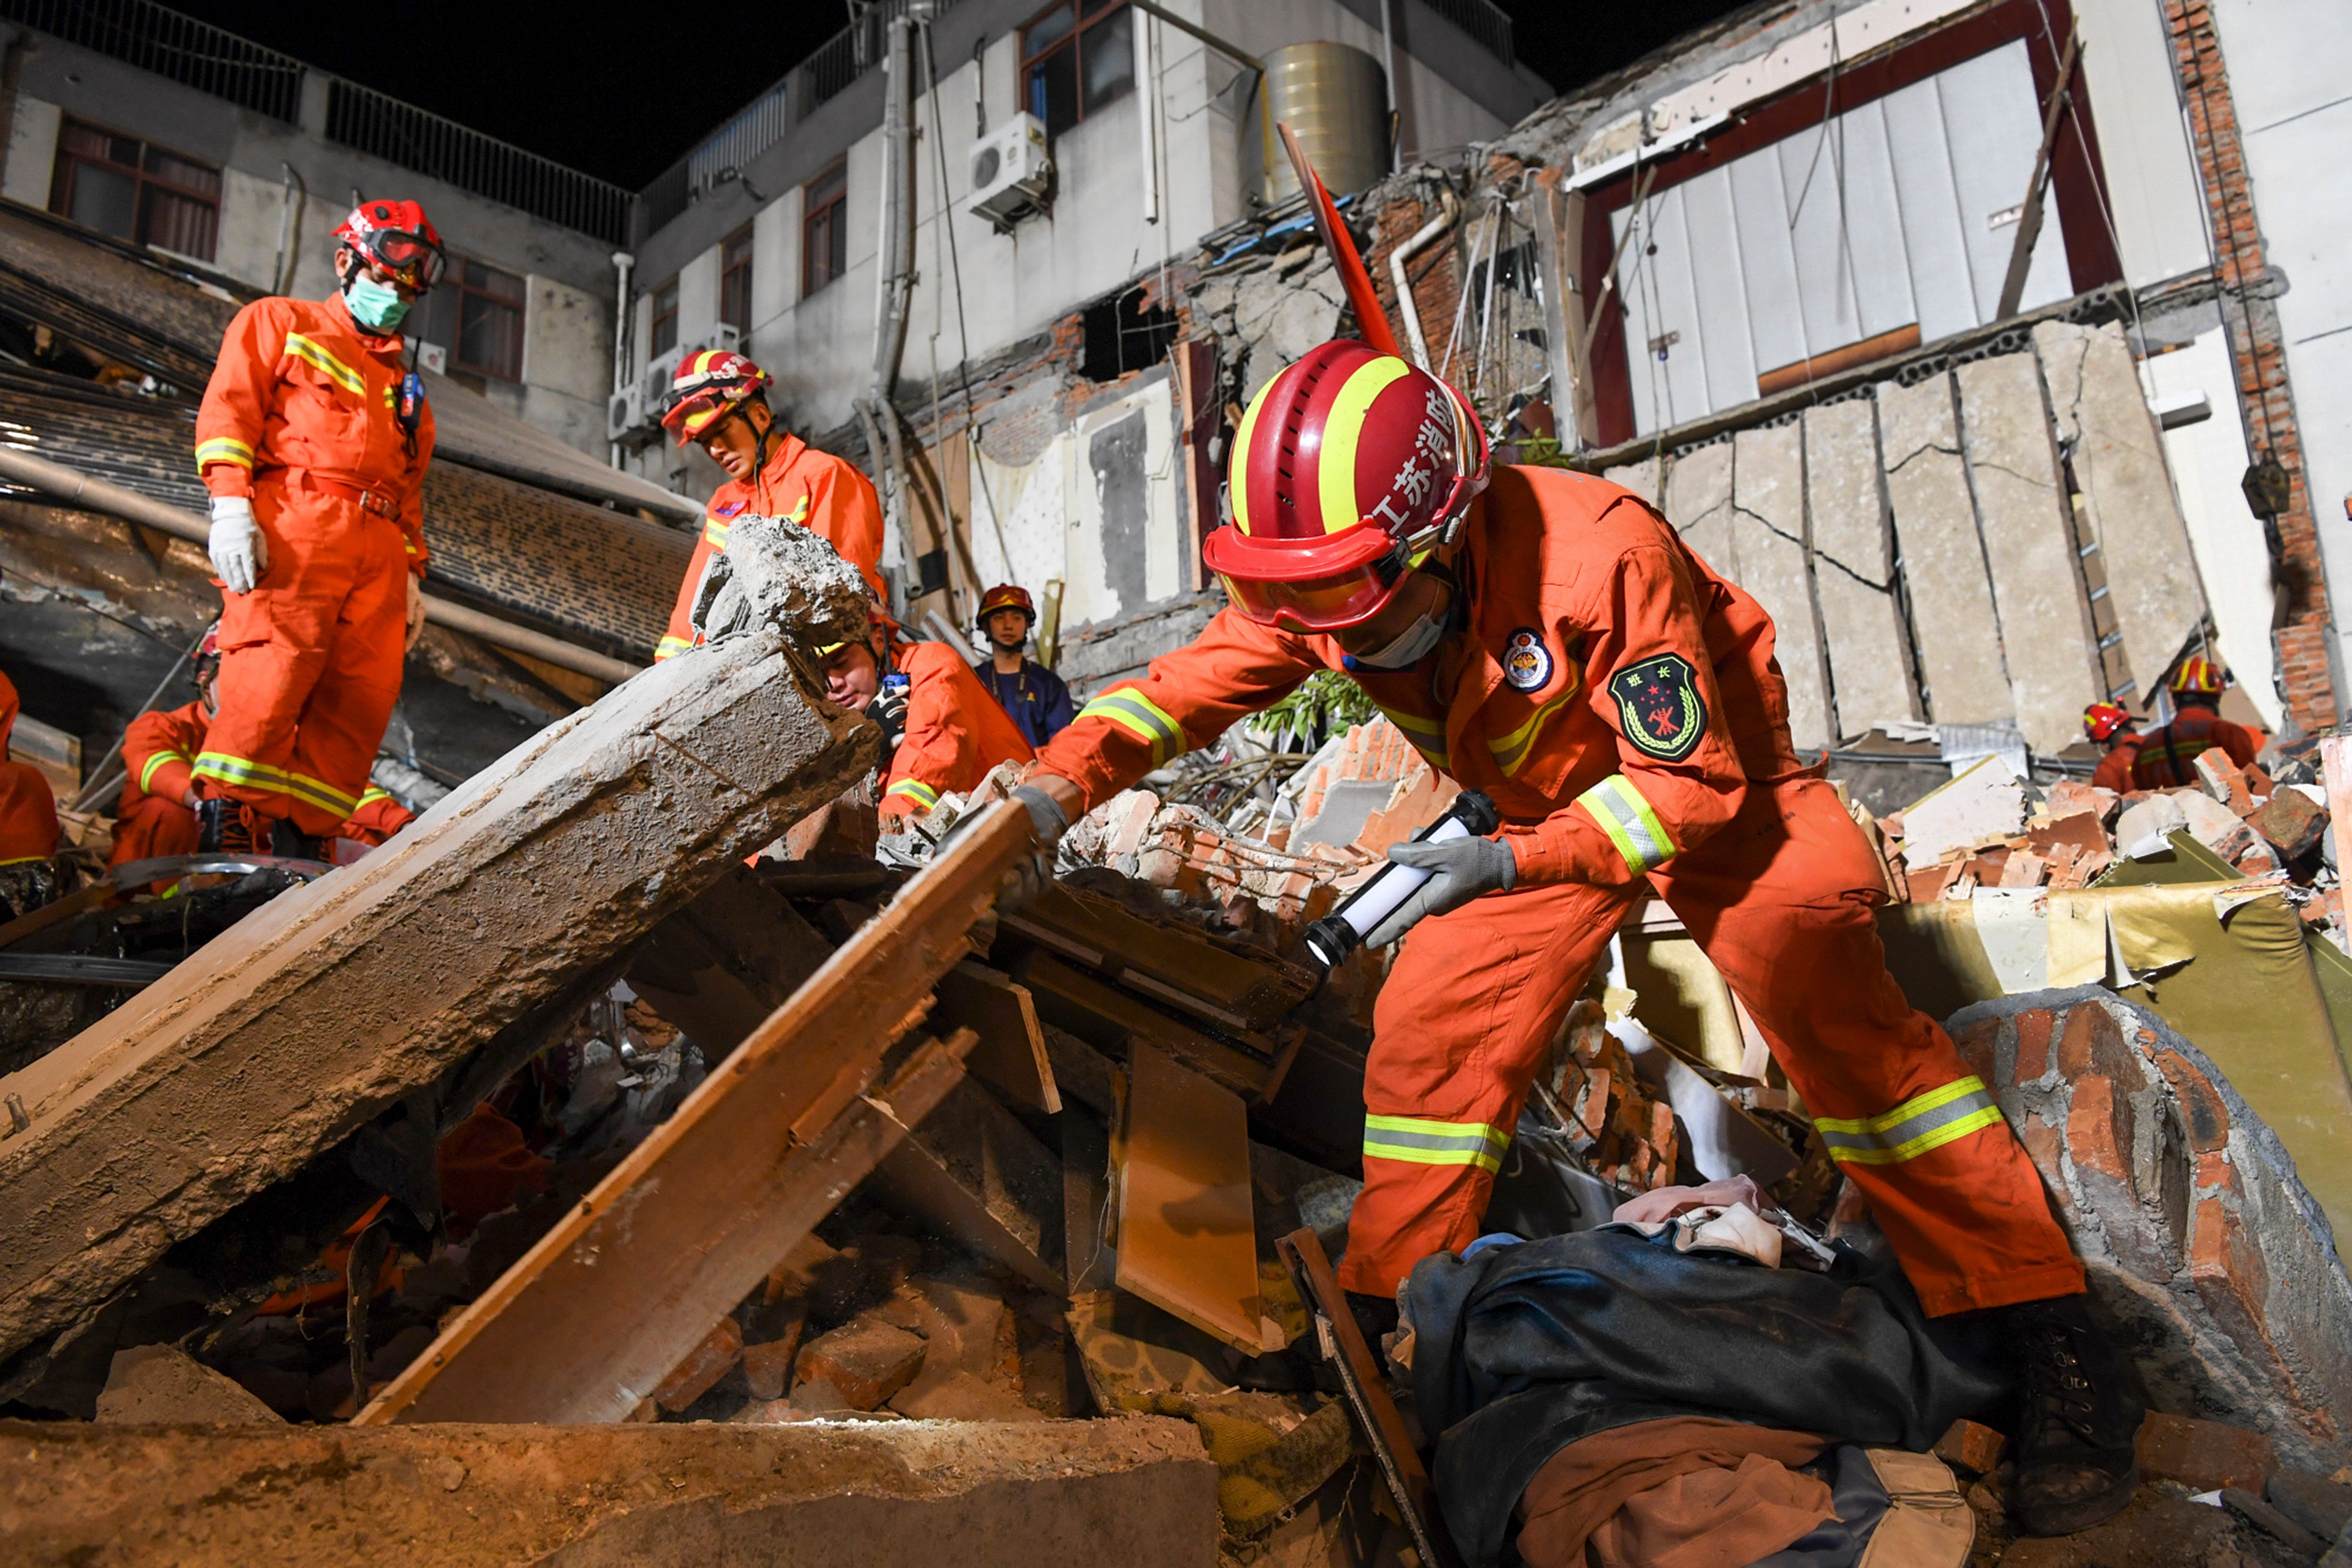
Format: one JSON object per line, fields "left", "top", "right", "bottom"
{"left": 1017, "top": 341, "right": 2142, "bottom": 1537}
{"left": 815, "top": 610, "right": 1032, "bottom": 818}
{"left": 2120, "top": 657, "right": 2264, "bottom": 789}
{"left": 654, "top": 351, "right": 886, "bottom": 661}
{"left": 109, "top": 625, "right": 416, "bottom": 868}
{"left": 0, "top": 669, "right": 60, "bottom": 868}
{"left": 193, "top": 200, "right": 441, "bottom": 858}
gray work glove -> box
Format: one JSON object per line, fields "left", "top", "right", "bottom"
{"left": 1000, "top": 783, "right": 1069, "bottom": 907}
{"left": 1363, "top": 834, "right": 1518, "bottom": 948}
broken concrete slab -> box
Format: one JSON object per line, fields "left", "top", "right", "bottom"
{"left": 2035, "top": 319, "right": 2206, "bottom": 696}
{"left": 0, "top": 629, "right": 876, "bottom": 1367}
{"left": 1730, "top": 422, "right": 1832, "bottom": 751}
{"left": 1804, "top": 397, "right": 1920, "bottom": 735}
{"left": 1953, "top": 352, "right": 2103, "bottom": 756}
{"left": 0, "top": 1415, "right": 1219, "bottom": 1567}
{"left": 94, "top": 1345, "right": 283, "bottom": 1425}
{"left": 1948, "top": 988, "right": 2352, "bottom": 1471}
{"left": 1876, "top": 374, "right": 2012, "bottom": 728}
{"left": 1899, "top": 755, "right": 2027, "bottom": 868}
{"left": 1662, "top": 438, "right": 1736, "bottom": 579}
{"left": 687, "top": 513, "right": 873, "bottom": 655}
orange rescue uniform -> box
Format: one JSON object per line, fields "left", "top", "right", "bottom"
{"left": 2119, "top": 707, "right": 2262, "bottom": 790}
{"left": 110, "top": 700, "right": 415, "bottom": 865}
{"left": 1033, "top": 465, "right": 2083, "bottom": 1314}
{"left": 657, "top": 433, "right": 887, "bottom": 661}
{"left": 0, "top": 672, "right": 60, "bottom": 867}
{"left": 195, "top": 293, "right": 432, "bottom": 835}
{"left": 876, "top": 641, "right": 1035, "bottom": 818}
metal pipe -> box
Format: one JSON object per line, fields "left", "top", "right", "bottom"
{"left": 0, "top": 446, "right": 644, "bottom": 685}
{"left": 1378, "top": 0, "right": 1398, "bottom": 169}
{"left": 608, "top": 249, "right": 635, "bottom": 470}
{"left": 1125, "top": 0, "right": 1262, "bottom": 74}
{"left": 271, "top": 162, "right": 307, "bottom": 296}
{"left": 1389, "top": 187, "right": 1458, "bottom": 372}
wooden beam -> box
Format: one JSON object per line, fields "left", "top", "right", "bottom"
{"left": 1015, "top": 950, "right": 1275, "bottom": 1102}
{"left": 354, "top": 801, "right": 1037, "bottom": 1425}
{"left": 931, "top": 961, "right": 1059, "bottom": 1113}
{"left": 1114, "top": 1043, "right": 1266, "bottom": 1355}
{"left": 1001, "top": 882, "right": 1318, "bottom": 1034}
{"left": 624, "top": 863, "right": 832, "bottom": 1059}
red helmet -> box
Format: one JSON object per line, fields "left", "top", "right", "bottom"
{"left": 2082, "top": 702, "right": 2130, "bottom": 743}
{"left": 977, "top": 584, "right": 1035, "bottom": 629}
{"left": 661, "top": 350, "right": 773, "bottom": 446}
{"left": 333, "top": 200, "right": 445, "bottom": 290}
{"left": 1204, "top": 341, "right": 1488, "bottom": 631}
{"left": 2168, "top": 655, "right": 2227, "bottom": 696}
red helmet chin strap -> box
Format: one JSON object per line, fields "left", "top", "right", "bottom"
{"left": 1276, "top": 121, "right": 1403, "bottom": 362}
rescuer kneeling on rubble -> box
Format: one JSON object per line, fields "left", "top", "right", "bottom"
{"left": 1010, "top": 341, "right": 2143, "bottom": 1537}
{"left": 653, "top": 351, "right": 886, "bottom": 661}
{"left": 816, "top": 604, "right": 1033, "bottom": 820}
{"left": 192, "top": 201, "right": 440, "bottom": 858}
{"left": 109, "top": 623, "right": 414, "bottom": 870}
{"left": 2107, "top": 656, "right": 2263, "bottom": 791}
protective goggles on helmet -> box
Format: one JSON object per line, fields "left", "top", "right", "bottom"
{"left": 348, "top": 229, "right": 445, "bottom": 292}
{"left": 1209, "top": 524, "right": 1414, "bottom": 633}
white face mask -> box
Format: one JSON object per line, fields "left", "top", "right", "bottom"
{"left": 1351, "top": 602, "right": 1450, "bottom": 669}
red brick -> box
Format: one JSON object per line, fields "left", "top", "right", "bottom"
{"left": 1933, "top": 1418, "right": 2007, "bottom": 1477}
{"left": 2136, "top": 1410, "right": 2277, "bottom": 1493}
{"left": 2190, "top": 1196, "right": 2271, "bottom": 1345}
{"left": 2056, "top": 1003, "right": 2145, "bottom": 1092}
{"left": 2014, "top": 1011, "right": 2055, "bottom": 1082}
{"left": 2153, "top": 1049, "right": 2231, "bottom": 1152}
{"left": 2068, "top": 1076, "right": 2131, "bottom": 1181}
{"left": 794, "top": 1315, "right": 928, "bottom": 1411}
{"left": 653, "top": 1315, "right": 743, "bottom": 1412}
{"left": 2195, "top": 1149, "right": 2234, "bottom": 1194}
{"left": 741, "top": 1329, "right": 802, "bottom": 1402}
{"left": 1954, "top": 1018, "right": 2002, "bottom": 1084}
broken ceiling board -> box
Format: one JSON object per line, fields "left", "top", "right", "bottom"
{"left": 624, "top": 862, "right": 833, "bottom": 1060}
{"left": 0, "top": 1414, "right": 1220, "bottom": 1567}
{"left": 933, "top": 960, "right": 1060, "bottom": 1114}
{"left": 0, "top": 631, "right": 875, "bottom": 1367}
{"left": 1115, "top": 1043, "right": 1267, "bottom": 1355}
{"left": 2036, "top": 319, "right": 2207, "bottom": 694}
{"left": 1617, "top": 933, "right": 1747, "bottom": 1077}
{"left": 1015, "top": 950, "right": 1275, "bottom": 1102}
{"left": 355, "top": 802, "right": 1038, "bottom": 1425}
{"left": 1898, "top": 755, "right": 2028, "bottom": 868}
{"left": 1953, "top": 352, "right": 2103, "bottom": 755}
{"left": 1804, "top": 398, "right": 1921, "bottom": 735}
{"left": 1876, "top": 374, "right": 2013, "bottom": 728}
{"left": 1663, "top": 438, "right": 1737, "bottom": 580}
{"left": 1001, "top": 883, "right": 1318, "bottom": 1033}
{"left": 1729, "top": 423, "right": 1832, "bottom": 751}
{"left": 872, "top": 1075, "right": 1067, "bottom": 1292}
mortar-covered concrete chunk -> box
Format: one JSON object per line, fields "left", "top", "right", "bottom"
{"left": 690, "top": 514, "right": 873, "bottom": 656}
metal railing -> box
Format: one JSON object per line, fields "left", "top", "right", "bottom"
{"left": 326, "top": 79, "right": 633, "bottom": 247}
{"left": 1422, "top": 0, "right": 1514, "bottom": 65}
{"left": 0, "top": 0, "right": 302, "bottom": 119}
{"left": 689, "top": 78, "right": 792, "bottom": 189}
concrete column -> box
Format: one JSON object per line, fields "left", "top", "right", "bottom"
{"left": 298, "top": 70, "right": 329, "bottom": 140}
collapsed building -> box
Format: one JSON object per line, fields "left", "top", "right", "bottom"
{"left": 3, "top": 0, "right": 2352, "bottom": 1564}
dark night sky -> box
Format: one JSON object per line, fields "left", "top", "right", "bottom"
{"left": 164, "top": 1, "right": 1750, "bottom": 189}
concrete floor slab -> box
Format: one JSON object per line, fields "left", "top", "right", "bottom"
{"left": 1805, "top": 398, "right": 1921, "bottom": 736}
{"left": 1877, "top": 374, "right": 2013, "bottom": 729}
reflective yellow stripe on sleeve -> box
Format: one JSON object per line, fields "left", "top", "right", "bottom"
{"left": 1815, "top": 1077, "right": 2006, "bottom": 1165}
{"left": 1362, "top": 1113, "right": 1511, "bottom": 1173}
{"left": 1075, "top": 686, "right": 1189, "bottom": 768}
{"left": 1574, "top": 773, "right": 1677, "bottom": 876}
{"left": 655, "top": 635, "right": 696, "bottom": 661}
{"left": 281, "top": 332, "right": 366, "bottom": 396}
{"left": 885, "top": 778, "right": 940, "bottom": 812}
{"left": 702, "top": 517, "right": 731, "bottom": 550}
{"left": 357, "top": 787, "right": 393, "bottom": 809}
{"left": 194, "top": 437, "right": 254, "bottom": 470}
{"left": 139, "top": 750, "right": 190, "bottom": 793}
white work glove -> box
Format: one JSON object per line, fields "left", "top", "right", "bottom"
{"left": 405, "top": 573, "right": 426, "bottom": 651}
{"left": 207, "top": 496, "right": 267, "bottom": 594}
{"left": 1362, "top": 835, "right": 1518, "bottom": 948}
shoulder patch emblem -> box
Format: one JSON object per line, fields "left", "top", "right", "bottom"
{"left": 1608, "top": 654, "right": 1708, "bottom": 762}
{"left": 1502, "top": 628, "right": 1552, "bottom": 692}
{"left": 715, "top": 500, "right": 745, "bottom": 518}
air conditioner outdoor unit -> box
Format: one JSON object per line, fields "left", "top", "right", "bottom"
{"left": 606, "top": 382, "right": 649, "bottom": 447}
{"left": 640, "top": 344, "right": 688, "bottom": 414}
{"left": 700, "top": 323, "right": 743, "bottom": 357}
{"left": 969, "top": 112, "right": 1051, "bottom": 231}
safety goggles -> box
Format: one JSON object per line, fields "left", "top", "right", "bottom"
{"left": 661, "top": 389, "right": 739, "bottom": 445}
{"left": 1216, "top": 542, "right": 1409, "bottom": 633}
{"left": 360, "top": 230, "right": 446, "bottom": 291}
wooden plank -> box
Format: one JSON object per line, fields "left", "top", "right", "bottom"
{"left": 1115, "top": 1043, "right": 1265, "bottom": 1355}
{"left": 870, "top": 1075, "right": 1065, "bottom": 1292}
{"left": 1015, "top": 950, "right": 1274, "bottom": 1101}
{"left": 933, "top": 961, "right": 1060, "bottom": 1113}
{"left": 353, "top": 801, "right": 1036, "bottom": 1425}
{"left": 624, "top": 863, "right": 832, "bottom": 1059}
{"left": 1002, "top": 881, "right": 1318, "bottom": 1033}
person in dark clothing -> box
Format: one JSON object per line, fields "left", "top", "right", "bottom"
{"left": 2125, "top": 656, "right": 2264, "bottom": 789}
{"left": 969, "top": 583, "right": 1072, "bottom": 749}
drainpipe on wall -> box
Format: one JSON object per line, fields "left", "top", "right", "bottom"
{"left": 270, "top": 162, "right": 307, "bottom": 296}
{"left": 1389, "top": 187, "right": 1457, "bottom": 373}
{"left": 1379, "top": 0, "right": 1399, "bottom": 170}
{"left": 609, "top": 250, "right": 635, "bottom": 470}
{"left": 1136, "top": 7, "right": 1160, "bottom": 227}
{"left": 864, "top": 3, "right": 922, "bottom": 603}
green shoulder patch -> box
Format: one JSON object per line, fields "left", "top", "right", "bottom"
{"left": 1607, "top": 654, "right": 1708, "bottom": 762}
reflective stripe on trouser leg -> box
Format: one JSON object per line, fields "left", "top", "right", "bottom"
{"left": 1813, "top": 1075, "right": 2006, "bottom": 1165}
{"left": 1574, "top": 773, "right": 1677, "bottom": 876}
{"left": 1362, "top": 1113, "right": 1511, "bottom": 1173}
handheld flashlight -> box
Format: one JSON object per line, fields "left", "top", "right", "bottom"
{"left": 1302, "top": 789, "right": 1500, "bottom": 971}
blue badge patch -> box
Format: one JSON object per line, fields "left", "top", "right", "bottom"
{"left": 715, "top": 500, "right": 746, "bottom": 518}
{"left": 1502, "top": 628, "right": 1553, "bottom": 692}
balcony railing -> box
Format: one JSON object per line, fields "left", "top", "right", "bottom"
{"left": 1424, "top": 0, "right": 1514, "bottom": 66}
{"left": 0, "top": 0, "right": 302, "bottom": 119}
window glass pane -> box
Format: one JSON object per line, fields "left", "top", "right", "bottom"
{"left": 142, "top": 146, "right": 220, "bottom": 197}
{"left": 459, "top": 293, "right": 522, "bottom": 381}
{"left": 1022, "top": 3, "right": 1075, "bottom": 57}
{"left": 68, "top": 165, "right": 138, "bottom": 240}
{"left": 139, "top": 184, "right": 217, "bottom": 260}
{"left": 1081, "top": 6, "right": 1134, "bottom": 114}
{"left": 651, "top": 280, "right": 679, "bottom": 355}
{"left": 58, "top": 122, "right": 117, "bottom": 162}
{"left": 464, "top": 259, "right": 524, "bottom": 302}
{"left": 826, "top": 204, "right": 847, "bottom": 280}
{"left": 1027, "top": 45, "right": 1079, "bottom": 137}
{"left": 806, "top": 163, "right": 845, "bottom": 206}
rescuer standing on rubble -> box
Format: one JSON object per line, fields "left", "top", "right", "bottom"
{"left": 109, "top": 623, "right": 414, "bottom": 869}
{"left": 816, "top": 603, "right": 1032, "bottom": 819}
{"left": 2083, "top": 701, "right": 2143, "bottom": 792}
{"left": 0, "top": 669, "right": 60, "bottom": 874}
{"left": 654, "top": 351, "right": 886, "bottom": 661}
{"left": 1011, "top": 340, "right": 2144, "bottom": 1537}
{"left": 970, "top": 583, "right": 1073, "bottom": 748}
{"left": 192, "top": 200, "right": 439, "bottom": 857}
{"left": 2116, "top": 657, "right": 2264, "bottom": 789}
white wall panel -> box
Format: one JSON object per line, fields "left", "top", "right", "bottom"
{"left": 1880, "top": 77, "right": 1981, "bottom": 342}
{"left": 1680, "top": 166, "right": 1760, "bottom": 410}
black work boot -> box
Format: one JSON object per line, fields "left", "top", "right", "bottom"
{"left": 195, "top": 797, "right": 259, "bottom": 855}
{"left": 268, "top": 819, "right": 322, "bottom": 861}
{"left": 2004, "top": 1292, "right": 2144, "bottom": 1535}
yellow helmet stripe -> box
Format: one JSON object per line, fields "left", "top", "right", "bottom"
{"left": 1229, "top": 375, "right": 1277, "bottom": 536}
{"left": 1316, "top": 356, "right": 1412, "bottom": 536}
